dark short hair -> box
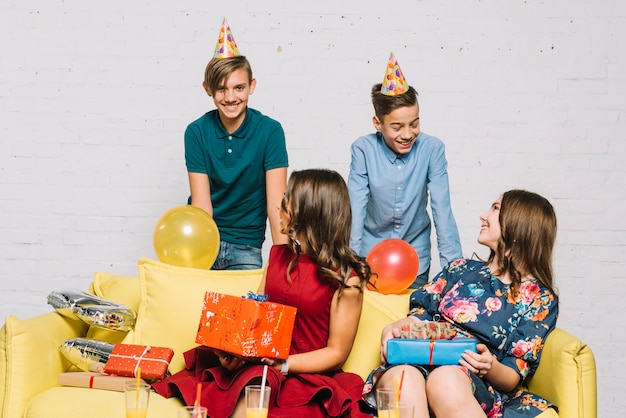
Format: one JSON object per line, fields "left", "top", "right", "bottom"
{"left": 203, "top": 56, "right": 253, "bottom": 93}
{"left": 370, "top": 83, "right": 419, "bottom": 120}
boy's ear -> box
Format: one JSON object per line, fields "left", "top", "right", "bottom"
{"left": 372, "top": 115, "right": 382, "bottom": 131}
{"left": 249, "top": 78, "right": 257, "bottom": 94}
{"left": 202, "top": 81, "right": 212, "bottom": 97}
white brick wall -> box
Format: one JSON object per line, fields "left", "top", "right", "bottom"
{"left": 2, "top": 1, "right": 624, "bottom": 415}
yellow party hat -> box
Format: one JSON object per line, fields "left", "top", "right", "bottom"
{"left": 381, "top": 52, "right": 409, "bottom": 96}
{"left": 213, "top": 17, "right": 240, "bottom": 58}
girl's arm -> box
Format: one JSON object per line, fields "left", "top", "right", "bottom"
{"left": 269, "top": 275, "right": 364, "bottom": 374}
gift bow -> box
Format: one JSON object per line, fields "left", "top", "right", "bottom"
{"left": 109, "top": 346, "right": 170, "bottom": 377}
{"left": 243, "top": 292, "right": 268, "bottom": 302}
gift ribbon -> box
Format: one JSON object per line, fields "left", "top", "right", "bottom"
{"left": 108, "top": 346, "right": 170, "bottom": 377}
{"left": 429, "top": 339, "right": 435, "bottom": 366}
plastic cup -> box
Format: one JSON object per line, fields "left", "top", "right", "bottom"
{"left": 245, "top": 385, "right": 270, "bottom": 418}
{"left": 388, "top": 402, "right": 415, "bottom": 418}
{"left": 124, "top": 382, "right": 150, "bottom": 418}
{"left": 377, "top": 388, "right": 414, "bottom": 418}
{"left": 178, "top": 405, "right": 208, "bottom": 418}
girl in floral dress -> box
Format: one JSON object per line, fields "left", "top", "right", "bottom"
{"left": 363, "top": 189, "right": 559, "bottom": 418}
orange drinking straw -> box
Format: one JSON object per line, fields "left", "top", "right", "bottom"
{"left": 193, "top": 383, "right": 202, "bottom": 418}
{"left": 398, "top": 370, "right": 405, "bottom": 401}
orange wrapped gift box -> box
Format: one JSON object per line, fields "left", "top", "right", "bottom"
{"left": 103, "top": 344, "right": 174, "bottom": 380}
{"left": 195, "top": 292, "right": 297, "bottom": 360}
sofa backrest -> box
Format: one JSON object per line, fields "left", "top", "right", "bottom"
{"left": 87, "top": 258, "right": 411, "bottom": 379}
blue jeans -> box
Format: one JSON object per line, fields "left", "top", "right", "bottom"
{"left": 408, "top": 267, "right": 431, "bottom": 289}
{"left": 211, "top": 241, "right": 263, "bottom": 270}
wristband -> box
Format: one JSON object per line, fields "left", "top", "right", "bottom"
{"left": 280, "top": 360, "right": 289, "bottom": 375}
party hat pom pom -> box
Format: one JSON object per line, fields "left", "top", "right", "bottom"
{"left": 381, "top": 52, "right": 409, "bottom": 96}
{"left": 213, "top": 17, "right": 240, "bottom": 58}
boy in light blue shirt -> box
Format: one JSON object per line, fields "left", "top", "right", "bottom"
{"left": 348, "top": 52, "right": 462, "bottom": 287}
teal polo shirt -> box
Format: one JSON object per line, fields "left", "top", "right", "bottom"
{"left": 185, "top": 108, "right": 289, "bottom": 248}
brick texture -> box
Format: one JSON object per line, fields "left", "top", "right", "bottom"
{"left": 1, "top": 1, "right": 624, "bottom": 415}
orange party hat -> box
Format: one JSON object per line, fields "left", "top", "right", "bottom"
{"left": 213, "top": 17, "right": 240, "bottom": 58}
{"left": 381, "top": 52, "right": 409, "bottom": 96}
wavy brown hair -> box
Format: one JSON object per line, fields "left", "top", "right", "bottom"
{"left": 488, "top": 189, "right": 558, "bottom": 299}
{"left": 281, "top": 169, "right": 371, "bottom": 294}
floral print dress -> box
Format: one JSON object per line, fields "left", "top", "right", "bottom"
{"left": 363, "top": 258, "right": 558, "bottom": 418}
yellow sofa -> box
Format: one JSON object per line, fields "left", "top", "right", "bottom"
{"left": 0, "top": 258, "right": 597, "bottom": 418}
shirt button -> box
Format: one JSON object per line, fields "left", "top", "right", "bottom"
{"left": 228, "top": 149, "right": 232, "bottom": 153}
{"left": 228, "top": 136, "right": 233, "bottom": 140}
{"left": 397, "top": 166, "right": 402, "bottom": 170}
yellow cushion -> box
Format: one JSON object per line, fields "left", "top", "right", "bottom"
{"left": 0, "top": 313, "right": 87, "bottom": 418}
{"left": 89, "top": 271, "right": 141, "bottom": 311}
{"left": 85, "top": 272, "right": 140, "bottom": 344}
{"left": 24, "top": 386, "right": 183, "bottom": 418}
{"left": 343, "top": 290, "right": 412, "bottom": 380}
{"left": 525, "top": 328, "right": 597, "bottom": 418}
{"left": 127, "top": 258, "right": 264, "bottom": 373}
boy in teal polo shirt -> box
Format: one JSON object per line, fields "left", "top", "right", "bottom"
{"left": 186, "top": 18, "right": 289, "bottom": 270}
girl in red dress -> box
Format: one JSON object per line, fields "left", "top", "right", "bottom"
{"left": 153, "top": 169, "right": 373, "bottom": 417}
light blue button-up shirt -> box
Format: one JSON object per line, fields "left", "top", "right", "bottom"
{"left": 348, "top": 131, "right": 462, "bottom": 276}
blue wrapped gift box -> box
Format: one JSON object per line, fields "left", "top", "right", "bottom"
{"left": 386, "top": 338, "right": 477, "bottom": 366}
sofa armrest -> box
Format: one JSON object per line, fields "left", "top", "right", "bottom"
{"left": 1, "top": 312, "right": 89, "bottom": 418}
{"left": 525, "top": 327, "right": 597, "bottom": 418}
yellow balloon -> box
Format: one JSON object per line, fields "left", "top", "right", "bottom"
{"left": 153, "top": 205, "right": 220, "bottom": 269}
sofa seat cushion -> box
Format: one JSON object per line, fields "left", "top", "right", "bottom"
{"left": 24, "top": 386, "right": 183, "bottom": 418}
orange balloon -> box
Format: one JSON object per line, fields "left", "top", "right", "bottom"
{"left": 153, "top": 205, "right": 220, "bottom": 269}
{"left": 366, "top": 239, "right": 419, "bottom": 294}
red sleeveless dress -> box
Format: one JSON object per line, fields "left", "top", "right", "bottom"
{"left": 152, "top": 245, "right": 370, "bottom": 418}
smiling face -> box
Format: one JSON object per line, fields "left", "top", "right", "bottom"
{"left": 373, "top": 104, "right": 420, "bottom": 155}
{"left": 204, "top": 67, "right": 256, "bottom": 132}
{"left": 478, "top": 196, "right": 503, "bottom": 251}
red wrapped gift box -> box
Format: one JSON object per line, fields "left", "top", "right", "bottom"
{"left": 195, "top": 292, "right": 297, "bottom": 360}
{"left": 103, "top": 344, "right": 173, "bottom": 380}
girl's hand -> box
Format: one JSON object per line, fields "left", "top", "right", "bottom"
{"left": 460, "top": 343, "right": 493, "bottom": 378}
{"left": 214, "top": 350, "right": 248, "bottom": 371}
{"left": 380, "top": 316, "right": 419, "bottom": 363}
